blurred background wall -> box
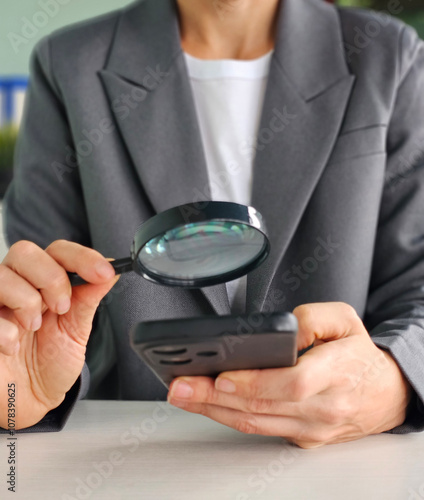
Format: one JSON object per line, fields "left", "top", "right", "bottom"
{"left": 0, "top": 0, "right": 132, "bottom": 128}
{"left": 0, "top": 0, "right": 132, "bottom": 77}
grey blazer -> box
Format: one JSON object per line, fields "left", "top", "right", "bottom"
{"left": 3, "top": 0, "right": 424, "bottom": 433}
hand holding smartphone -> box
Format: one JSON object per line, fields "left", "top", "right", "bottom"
{"left": 131, "top": 312, "right": 298, "bottom": 387}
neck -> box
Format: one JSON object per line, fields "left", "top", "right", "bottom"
{"left": 176, "top": 0, "right": 281, "bottom": 60}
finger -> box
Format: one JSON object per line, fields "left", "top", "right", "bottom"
{"left": 0, "top": 264, "right": 44, "bottom": 331}
{"left": 169, "top": 376, "right": 303, "bottom": 416}
{"left": 213, "top": 345, "right": 333, "bottom": 401}
{"left": 46, "top": 240, "right": 118, "bottom": 328}
{"left": 168, "top": 380, "right": 358, "bottom": 446}
{"left": 45, "top": 240, "right": 115, "bottom": 284}
{"left": 0, "top": 317, "right": 20, "bottom": 356}
{"left": 56, "top": 275, "right": 120, "bottom": 346}
{"left": 3, "top": 240, "right": 74, "bottom": 316}
{"left": 167, "top": 399, "right": 306, "bottom": 439}
{"left": 4, "top": 240, "right": 115, "bottom": 317}
{"left": 168, "top": 399, "right": 353, "bottom": 448}
{"left": 293, "top": 302, "right": 367, "bottom": 351}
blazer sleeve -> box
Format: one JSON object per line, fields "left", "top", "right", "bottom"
{"left": 1, "top": 37, "right": 92, "bottom": 432}
{"left": 364, "top": 26, "right": 424, "bottom": 433}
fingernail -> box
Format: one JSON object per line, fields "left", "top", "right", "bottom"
{"left": 57, "top": 297, "right": 71, "bottom": 315}
{"left": 95, "top": 261, "right": 115, "bottom": 279}
{"left": 31, "top": 314, "right": 43, "bottom": 331}
{"left": 170, "top": 381, "right": 193, "bottom": 399}
{"left": 168, "top": 399, "right": 188, "bottom": 409}
{"left": 215, "top": 378, "right": 236, "bottom": 393}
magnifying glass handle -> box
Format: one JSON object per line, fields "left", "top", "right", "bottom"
{"left": 67, "top": 257, "right": 134, "bottom": 287}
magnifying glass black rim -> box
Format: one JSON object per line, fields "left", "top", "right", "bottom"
{"left": 131, "top": 201, "right": 270, "bottom": 288}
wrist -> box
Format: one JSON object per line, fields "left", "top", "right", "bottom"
{"left": 380, "top": 350, "right": 413, "bottom": 429}
{"left": 1, "top": 395, "right": 65, "bottom": 431}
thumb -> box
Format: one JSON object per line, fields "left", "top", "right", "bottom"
{"left": 59, "top": 275, "right": 120, "bottom": 344}
{"left": 293, "top": 302, "right": 367, "bottom": 351}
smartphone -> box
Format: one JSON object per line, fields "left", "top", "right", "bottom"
{"left": 130, "top": 312, "right": 298, "bottom": 387}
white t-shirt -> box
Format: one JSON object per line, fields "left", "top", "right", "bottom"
{"left": 184, "top": 50, "right": 273, "bottom": 312}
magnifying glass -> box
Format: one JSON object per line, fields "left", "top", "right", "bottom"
{"left": 68, "top": 201, "right": 270, "bottom": 288}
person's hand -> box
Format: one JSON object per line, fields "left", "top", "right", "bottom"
{"left": 0, "top": 240, "right": 119, "bottom": 430}
{"left": 167, "top": 302, "right": 412, "bottom": 448}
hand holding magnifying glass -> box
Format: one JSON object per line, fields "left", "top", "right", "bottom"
{"left": 68, "top": 202, "right": 296, "bottom": 399}
{"left": 68, "top": 202, "right": 270, "bottom": 288}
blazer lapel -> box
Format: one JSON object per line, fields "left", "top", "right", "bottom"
{"left": 99, "top": 0, "right": 210, "bottom": 213}
{"left": 99, "top": 0, "right": 230, "bottom": 314}
{"left": 246, "top": 0, "right": 355, "bottom": 311}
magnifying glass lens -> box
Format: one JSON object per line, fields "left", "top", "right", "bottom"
{"left": 138, "top": 221, "right": 266, "bottom": 280}
{"left": 68, "top": 202, "right": 270, "bottom": 288}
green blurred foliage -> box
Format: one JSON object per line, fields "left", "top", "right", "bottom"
{"left": 338, "top": 0, "right": 424, "bottom": 7}
{"left": 338, "top": 0, "right": 424, "bottom": 38}
{"left": 338, "top": 0, "right": 372, "bottom": 6}
{"left": 0, "top": 126, "right": 18, "bottom": 171}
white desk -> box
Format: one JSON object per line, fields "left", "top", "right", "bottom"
{"left": 2, "top": 401, "right": 424, "bottom": 500}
